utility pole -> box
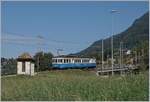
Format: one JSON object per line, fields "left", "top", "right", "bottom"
{"left": 120, "top": 41, "right": 123, "bottom": 74}
{"left": 110, "top": 9, "right": 119, "bottom": 75}
{"left": 120, "top": 42, "right": 122, "bottom": 69}
{"left": 107, "top": 55, "right": 109, "bottom": 67}
{"left": 101, "top": 39, "right": 104, "bottom": 70}
{"left": 122, "top": 42, "right": 123, "bottom": 69}
{"left": 37, "top": 35, "right": 44, "bottom": 73}
{"left": 135, "top": 51, "right": 137, "bottom": 65}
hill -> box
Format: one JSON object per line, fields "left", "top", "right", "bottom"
{"left": 74, "top": 12, "right": 149, "bottom": 60}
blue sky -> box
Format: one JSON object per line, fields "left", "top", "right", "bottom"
{"left": 1, "top": 1, "right": 149, "bottom": 58}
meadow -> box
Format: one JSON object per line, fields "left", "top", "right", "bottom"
{"left": 1, "top": 69, "right": 149, "bottom": 101}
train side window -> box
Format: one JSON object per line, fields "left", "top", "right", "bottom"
{"left": 76, "top": 60, "right": 78, "bottom": 63}
{"left": 74, "top": 59, "right": 81, "bottom": 63}
{"left": 56, "top": 59, "right": 57, "bottom": 63}
{"left": 87, "top": 60, "right": 89, "bottom": 63}
{"left": 83, "top": 59, "right": 89, "bottom": 63}
{"left": 67, "top": 59, "right": 69, "bottom": 63}
{"left": 55, "top": 59, "right": 58, "bottom": 63}
{"left": 83, "top": 60, "right": 85, "bottom": 63}
{"left": 64, "top": 59, "right": 66, "bottom": 63}
{"left": 77, "top": 59, "right": 81, "bottom": 63}
{"left": 74, "top": 59, "right": 77, "bottom": 63}
{"left": 65, "top": 59, "right": 68, "bottom": 63}
{"left": 58, "top": 59, "right": 62, "bottom": 63}
{"left": 79, "top": 60, "right": 81, "bottom": 63}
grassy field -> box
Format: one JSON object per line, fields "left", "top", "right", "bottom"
{"left": 1, "top": 69, "right": 149, "bottom": 101}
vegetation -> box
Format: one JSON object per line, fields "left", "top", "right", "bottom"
{"left": 34, "top": 51, "right": 53, "bottom": 71}
{"left": 133, "top": 40, "right": 149, "bottom": 70}
{"left": 1, "top": 70, "right": 149, "bottom": 101}
{"left": 1, "top": 58, "right": 17, "bottom": 75}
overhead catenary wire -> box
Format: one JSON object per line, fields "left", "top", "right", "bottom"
{"left": 2, "top": 32, "right": 117, "bottom": 58}
{"left": 2, "top": 33, "right": 128, "bottom": 49}
{"left": 1, "top": 33, "right": 94, "bottom": 45}
{"left": 1, "top": 32, "right": 96, "bottom": 57}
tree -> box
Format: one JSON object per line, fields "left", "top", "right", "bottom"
{"left": 34, "top": 52, "right": 53, "bottom": 71}
{"left": 1, "top": 57, "right": 17, "bottom": 75}
{"left": 132, "top": 40, "right": 149, "bottom": 70}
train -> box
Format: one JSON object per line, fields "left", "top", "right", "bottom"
{"left": 52, "top": 57, "right": 96, "bottom": 69}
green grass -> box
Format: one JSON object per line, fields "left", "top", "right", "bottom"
{"left": 1, "top": 69, "right": 149, "bottom": 101}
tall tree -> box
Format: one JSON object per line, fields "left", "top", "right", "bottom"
{"left": 34, "top": 52, "right": 53, "bottom": 71}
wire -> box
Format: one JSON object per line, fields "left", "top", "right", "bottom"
{"left": 2, "top": 32, "right": 93, "bottom": 45}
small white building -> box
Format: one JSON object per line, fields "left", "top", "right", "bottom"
{"left": 17, "top": 53, "right": 35, "bottom": 76}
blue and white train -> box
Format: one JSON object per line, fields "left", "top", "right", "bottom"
{"left": 52, "top": 57, "right": 96, "bottom": 69}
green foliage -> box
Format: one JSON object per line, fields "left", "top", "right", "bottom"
{"left": 1, "top": 70, "right": 149, "bottom": 101}
{"left": 34, "top": 52, "right": 53, "bottom": 71}
{"left": 1, "top": 58, "right": 17, "bottom": 75}
{"left": 133, "top": 40, "right": 149, "bottom": 70}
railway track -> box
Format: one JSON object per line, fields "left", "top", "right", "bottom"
{"left": 96, "top": 64, "right": 139, "bottom": 75}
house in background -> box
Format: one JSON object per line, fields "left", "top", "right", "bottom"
{"left": 17, "top": 53, "right": 35, "bottom": 76}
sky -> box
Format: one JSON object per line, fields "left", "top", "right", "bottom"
{"left": 1, "top": 1, "right": 149, "bottom": 58}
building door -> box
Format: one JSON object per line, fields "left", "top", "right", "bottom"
{"left": 22, "top": 62, "right": 25, "bottom": 72}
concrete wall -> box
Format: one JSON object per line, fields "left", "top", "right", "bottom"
{"left": 17, "top": 61, "right": 35, "bottom": 76}
{"left": 31, "top": 63, "right": 34, "bottom": 76}
{"left": 25, "top": 62, "right": 31, "bottom": 75}
{"left": 17, "top": 62, "right": 26, "bottom": 74}
{"left": 17, "top": 62, "right": 22, "bottom": 74}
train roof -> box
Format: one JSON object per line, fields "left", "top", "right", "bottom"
{"left": 53, "top": 55, "right": 96, "bottom": 59}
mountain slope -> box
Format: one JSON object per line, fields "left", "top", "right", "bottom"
{"left": 74, "top": 12, "right": 149, "bottom": 58}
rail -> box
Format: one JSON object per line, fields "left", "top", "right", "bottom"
{"left": 96, "top": 64, "right": 139, "bottom": 75}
